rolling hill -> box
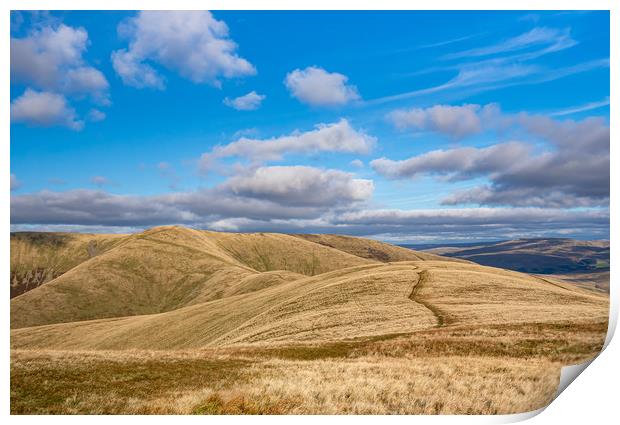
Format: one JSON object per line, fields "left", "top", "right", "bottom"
{"left": 11, "top": 226, "right": 375, "bottom": 328}
{"left": 412, "top": 238, "right": 610, "bottom": 274}
{"left": 10, "top": 232, "right": 128, "bottom": 298}
{"left": 10, "top": 226, "right": 609, "bottom": 414}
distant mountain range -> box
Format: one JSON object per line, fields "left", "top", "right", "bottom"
{"left": 403, "top": 238, "right": 610, "bottom": 275}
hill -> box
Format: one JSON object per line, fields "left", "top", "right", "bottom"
{"left": 10, "top": 227, "right": 609, "bottom": 414}
{"left": 293, "top": 233, "right": 467, "bottom": 263}
{"left": 10, "top": 232, "right": 128, "bottom": 298}
{"left": 410, "top": 238, "right": 610, "bottom": 274}
{"left": 11, "top": 226, "right": 376, "bottom": 328}
{"left": 12, "top": 259, "right": 607, "bottom": 351}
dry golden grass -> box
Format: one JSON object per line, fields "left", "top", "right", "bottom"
{"left": 293, "top": 233, "right": 469, "bottom": 263}
{"left": 11, "top": 226, "right": 372, "bottom": 328}
{"left": 10, "top": 346, "right": 571, "bottom": 414}
{"left": 9, "top": 226, "right": 610, "bottom": 414}
{"left": 10, "top": 232, "right": 127, "bottom": 298}
{"left": 10, "top": 310, "right": 606, "bottom": 415}
{"left": 12, "top": 260, "right": 607, "bottom": 350}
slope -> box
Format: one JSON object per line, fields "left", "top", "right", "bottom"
{"left": 419, "top": 238, "right": 610, "bottom": 274}
{"left": 10, "top": 226, "right": 374, "bottom": 328}
{"left": 294, "top": 233, "right": 468, "bottom": 263}
{"left": 10, "top": 232, "right": 128, "bottom": 298}
{"left": 11, "top": 260, "right": 608, "bottom": 350}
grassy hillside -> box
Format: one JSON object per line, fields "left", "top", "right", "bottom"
{"left": 10, "top": 226, "right": 609, "bottom": 414}
{"left": 12, "top": 260, "right": 607, "bottom": 350}
{"left": 417, "top": 238, "right": 610, "bottom": 274}
{"left": 10, "top": 232, "right": 128, "bottom": 298}
{"left": 293, "top": 234, "right": 468, "bottom": 263}
{"left": 11, "top": 226, "right": 373, "bottom": 328}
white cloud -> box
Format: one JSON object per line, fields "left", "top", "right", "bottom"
{"left": 285, "top": 66, "right": 360, "bottom": 107}
{"left": 11, "top": 23, "right": 109, "bottom": 101}
{"left": 549, "top": 97, "right": 610, "bottom": 117}
{"left": 350, "top": 159, "right": 364, "bottom": 168}
{"left": 88, "top": 109, "right": 106, "bottom": 122}
{"left": 443, "top": 27, "right": 576, "bottom": 60}
{"left": 11, "top": 24, "right": 87, "bottom": 88}
{"left": 11, "top": 89, "right": 83, "bottom": 130}
{"left": 64, "top": 67, "right": 110, "bottom": 103}
{"left": 200, "top": 119, "right": 376, "bottom": 170}
{"left": 366, "top": 27, "right": 603, "bottom": 106}
{"left": 112, "top": 11, "right": 255, "bottom": 89}
{"left": 10, "top": 21, "right": 110, "bottom": 130}
{"left": 371, "top": 142, "right": 530, "bottom": 180}
{"left": 110, "top": 49, "right": 165, "bottom": 89}
{"left": 224, "top": 166, "right": 373, "bottom": 207}
{"left": 388, "top": 104, "right": 496, "bottom": 139}
{"left": 373, "top": 113, "right": 609, "bottom": 208}
{"left": 223, "top": 91, "right": 265, "bottom": 110}
{"left": 10, "top": 174, "right": 22, "bottom": 191}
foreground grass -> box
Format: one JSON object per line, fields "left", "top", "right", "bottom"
{"left": 11, "top": 320, "right": 606, "bottom": 414}
{"left": 11, "top": 350, "right": 559, "bottom": 415}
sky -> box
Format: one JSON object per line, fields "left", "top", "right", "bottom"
{"left": 9, "top": 10, "right": 610, "bottom": 243}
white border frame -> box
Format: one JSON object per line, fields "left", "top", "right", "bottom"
{"left": 2, "top": 1, "right": 616, "bottom": 423}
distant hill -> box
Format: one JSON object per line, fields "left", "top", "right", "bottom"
{"left": 292, "top": 233, "right": 468, "bottom": 263}
{"left": 404, "top": 238, "right": 610, "bottom": 275}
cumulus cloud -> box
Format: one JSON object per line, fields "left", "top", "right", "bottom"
{"left": 371, "top": 142, "right": 530, "bottom": 180}
{"left": 11, "top": 23, "right": 109, "bottom": 102}
{"left": 11, "top": 174, "right": 22, "bottom": 191}
{"left": 112, "top": 11, "right": 255, "bottom": 89}
{"left": 223, "top": 91, "right": 265, "bottom": 110}
{"left": 64, "top": 67, "right": 109, "bottom": 102}
{"left": 11, "top": 89, "right": 84, "bottom": 130}
{"left": 285, "top": 66, "right": 360, "bottom": 107}
{"left": 224, "top": 166, "right": 373, "bottom": 207}
{"left": 110, "top": 49, "right": 165, "bottom": 89}
{"left": 373, "top": 114, "right": 609, "bottom": 208}
{"left": 388, "top": 104, "right": 498, "bottom": 139}
{"left": 200, "top": 119, "right": 376, "bottom": 170}
{"left": 87, "top": 109, "right": 106, "bottom": 122}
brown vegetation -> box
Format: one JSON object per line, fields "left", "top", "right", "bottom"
{"left": 10, "top": 226, "right": 609, "bottom": 414}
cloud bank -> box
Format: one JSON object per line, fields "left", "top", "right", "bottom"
{"left": 376, "top": 107, "right": 609, "bottom": 208}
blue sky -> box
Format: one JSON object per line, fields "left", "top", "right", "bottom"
{"left": 10, "top": 10, "right": 610, "bottom": 242}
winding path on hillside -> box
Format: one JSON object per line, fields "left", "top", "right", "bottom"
{"left": 408, "top": 268, "right": 451, "bottom": 328}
